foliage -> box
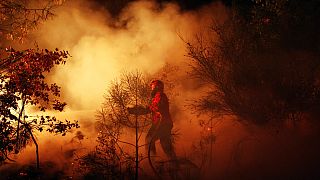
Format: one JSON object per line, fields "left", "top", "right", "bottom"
{"left": 74, "top": 71, "right": 151, "bottom": 179}
{"left": 103, "top": 71, "right": 151, "bottom": 129}
{"left": 187, "top": 0, "right": 320, "bottom": 124}
{"left": 0, "top": 47, "right": 79, "bottom": 165}
{"left": 0, "top": 0, "right": 65, "bottom": 42}
{"left": 74, "top": 109, "right": 136, "bottom": 179}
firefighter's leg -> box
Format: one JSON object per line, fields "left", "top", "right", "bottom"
{"left": 159, "top": 124, "right": 176, "bottom": 159}
{"left": 160, "top": 136, "right": 176, "bottom": 159}
{"left": 146, "top": 124, "right": 158, "bottom": 155}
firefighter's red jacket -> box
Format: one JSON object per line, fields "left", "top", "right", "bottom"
{"left": 149, "top": 92, "right": 172, "bottom": 124}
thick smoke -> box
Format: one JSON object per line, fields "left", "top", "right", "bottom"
{"left": 3, "top": 0, "right": 320, "bottom": 179}
{"left": 31, "top": 0, "right": 227, "bottom": 156}
{"left": 33, "top": 0, "right": 218, "bottom": 111}
{"left": 1, "top": 0, "right": 247, "bottom": 178}
{"left": 1, "top": 0, "right": 228, "bottom": 174}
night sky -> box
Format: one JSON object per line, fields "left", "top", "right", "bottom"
{"left": 94, "top": 0, "right": 232, "bottom": 16}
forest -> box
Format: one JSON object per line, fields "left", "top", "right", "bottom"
{"left": 1, "top": 0, "right": 320, "bottom": 179}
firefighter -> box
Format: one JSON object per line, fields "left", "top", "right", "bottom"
{"left": 128, "top": 80, "right": 176, "bottom": 159}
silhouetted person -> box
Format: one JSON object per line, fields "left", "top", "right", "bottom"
{"left": 128, "top": 80, "right": 176, "bottom": 159}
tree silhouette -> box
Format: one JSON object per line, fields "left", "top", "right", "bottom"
{"left": 0, "top": 0, "right": 66, "bottom": 72}
{"left": 0, "top": 47, "right": 79, "bottom": 169}
{"left": 0, "top": 0, "right": 65, "bottom": 42}
{"left": 75, "top": 70, "right": 201, "bottom": 179}
{"left": 186, "top": 0, "right": 320, "bottom": 125}
{"left": 75, "top": 71, "right": 151, "bottom": 179}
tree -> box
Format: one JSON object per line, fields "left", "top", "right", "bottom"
{"left": 0, "top": 47, "right": 79, "bottom": 170}
{"left": 75, "top": 70, "right": 200, "bottom": 179}
{"left": 74, "top": 71, "right": 151, "bottom": 179}
{"left": 0, "top": 0, "right": 64, "bottom": 42}
{"left": 0, "top": 0, "right": 78, "bottom": 176}
{"left": 186, "top": 0, "right": 320, "bottom": 125}
{"left": 0, "top": 0, "right": 66, "bottom": 72}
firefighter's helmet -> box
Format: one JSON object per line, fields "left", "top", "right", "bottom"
{"left": 150, "top": 80, "right": 164, "bottom": 92}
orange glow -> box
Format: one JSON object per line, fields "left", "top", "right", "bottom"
{"left": 2, "top": 1, "right": 319, "bottom": 179}
{"left": 2, "top": 0, "right": 243, "bottom": 178}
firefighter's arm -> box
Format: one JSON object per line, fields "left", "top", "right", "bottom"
{"left": 150, "top": 93, "right": 162, "bottom": 122}
{"left": 149, "top": 93, "right": 161, "bottom": 112}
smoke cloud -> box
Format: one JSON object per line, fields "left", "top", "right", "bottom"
{"left": 2, "top": 0, "right": 242, "bottom": 178}
{"left": 29, "top": 0, "right": 227, "bottom": 157}
{"left": 4, "top": 0, "right": 320, "bottom": 179}
{"left": 32, "top": 0, "right": 221, "bottom": 111}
